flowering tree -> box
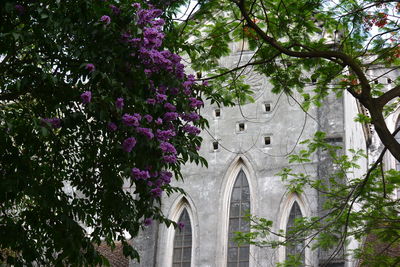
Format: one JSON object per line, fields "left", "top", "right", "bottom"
{"left": 0, "top": 0, "right": 207, "bottom": 265}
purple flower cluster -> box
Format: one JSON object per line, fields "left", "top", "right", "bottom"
{"left": 41, "top": 118, "right": 61, "bottom": 129}
{"left": 137, "top": 8, "right": 163, "bottom": 26}
{"left": 160, "top": 142, "right": 177, "bottom": 154}
{"left": 163, "top": 112, "right": 178, "bottom": 121}
{"left": 164, "top": 103, "right": 176, "bottom": 111}
{"left": 163, "top": 154, "right": 177, "bottom": 164}
{"left": 144, "top": 114, "right": 153, "bottom": 122}
{"left": 122, "top": 113, "right": 141, "bottom": 127}
{"left": 122, "top": 137, "right": 137, "bottom": 152}
{"left": 156, "top": 129, "right": 176, "bottom": 141}
{"left": 131, "top": 167, "right": 150, "bottom": 180}
{"left": 115, "top": 98, "right": 124, "bottom": 109}
{"left": 100, "top": 15, "right": 111, "bottom": 25}
{"left": 136, "top": 127, "right": 154, "bottom": 139}
{"left": 85, "top": 63, "right": 95, "bottom": 72}
{"left": 150, "top": 187, "right": 163, "bottom": 197}
{"left": 109, "top": 5, "right": 121, "bottom": 15}
{"left": 159, "top": 171, "right": 172, "bottom": 184}
{"left": 156, "top": 93, "right": 167, "bottom": 103}
{"left": 189, "top": 97, "right": 203, "bottom": 108}
{"left": 183, "top": 124, "right": 201, "bottom": 135}
{"left": 81, "top": 91, "right": 92, "bottom": 104}
{"left": 108, "top": 122, "right": 118, "bottom": 131}
{"left": 181, "top": 112, "right": 200, "bottom": 122}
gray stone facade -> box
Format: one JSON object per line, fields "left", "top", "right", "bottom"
{"left": 130, "top": 48, "right": 400, "bottom": 267}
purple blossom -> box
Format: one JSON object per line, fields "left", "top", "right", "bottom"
{"left": 144, "top": 69, "right": 152, "bottom": 76}
{"left": 163, "top": 154, "right": 177, "bottom": 164}
{"left": 183, "top": 74, "right": 196, "bottom": 89}
{"left": 131, "top": 168, "right": 150, "bottom": 180}
{"left": 81, "top": 91, "right": 92, "bottom": 104}
{"left": 137, "top": 8, "right": 163, "bottom": 26}
{"left": 115, "top": 97, "right": 124, "bottom": 109}
{"left": 85, "top": 63, "right": 95, "bottom": 73}
{"left": 159, "top": 171, "right": 172, "bottom": 184}
{"left": 156, "top": 93, "right": 167, "bottom": 103}
{"left": 100, "top": 15, "right": 111, "bottom": 25}
{"left": 203, "top": 80, "right": 209, "bottom": 86}
{"left": 144, "top": 114, "right": 153, "bottom": 123}
{"left": 146, "top": 98, "right": 156, "bottom": 105}
{"left": 109, "top": 5, "right": 121, "bottom": 15}
{"left": 181, "top": 112, "right": 200, "bottom": 122}
{"left": 178, "top": 222, "right": 185, "bottom": 230}
{"left": 107, "top": 122, "right": 117, "bottom": 131}
{"left": 164, "top": 103, "right": 176, "bottom": 111}
{"left": 183, "top": 124, "right": 201, "bottom": 135}
{"left": 143, "top": 27, "right": 165, "bottom": 49}
{"left": 132, "top": 3, "right": 141, "bottom": 9}
{"left": 151, "top": 187, "right": 163, "bottom": 198}
{"left": 136, "top": 127, "right": 154, "bottom": 139}
{"left": 160, "top": 142, "right": 177, "bottom": 154}
{"left": 156, "top": 129, "right": 176, "bottom": 141}
{"left": 144, "top": 218, "right": 152, "bottom": 226}
{"left": 163, "top": 112, "right": 178, "bottom": 121}
{"left": 152, "top": 19, "right": 165, "bottom": 27}
{"left": 189, "top": 97, "right": 203, "bottom": 108}
{"left": 15, "top": 4, "right": 25, "bottom": 15}
{"left": 122, "top": 113, "right": 141, "bottom": 127}
{"left": 41, "top": 118, "right": 61, "bottom": 129}
{"left": 122, "top": 137, "right": 137, "bottom": 152}
{"left": 155, "top": 118, "right": 163, "bottom": 125}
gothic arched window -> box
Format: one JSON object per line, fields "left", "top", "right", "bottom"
{"left": 172, "top": 209, "right": 192, "bottom": 267}
{"left": 227, "top": 170, "right": 250, "bottom": 267}
{"left": 286, "top": 201, "right": 305, "bottom": 265}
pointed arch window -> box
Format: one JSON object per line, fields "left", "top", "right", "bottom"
{"left": 227, "top": 170, "right": 250, "bottom": 267}
{"left": 286, "top": 201, "right": 305, "bottom": 265}
{"left": 172, "top": 209, "right": 192, "bottom": 267}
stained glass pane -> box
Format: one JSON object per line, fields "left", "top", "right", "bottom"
{"left": 227, "top": 170, "right": 250, "bottom": 266}
{"left": 286, "top": 201, "right": 305, "bottom": 266}
{"left": 172, "top": 209, "right": 192, "bottom": 267}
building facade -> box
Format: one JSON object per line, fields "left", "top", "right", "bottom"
{"left": 130, "top": 45, "right": 399, "bottom": 267}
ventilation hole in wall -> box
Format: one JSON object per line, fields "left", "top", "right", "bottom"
{"left": 212, "top": 141, "right": 219, "bottom": 150}
{"left": 374, "top": 80, "right": 379, "bottom": 84}
{"left": 388, "top": 78, "right": 392, "bottom": 84}
{"left": 264, "top": 136, "right": 271, "bottom": 145}
{"left": 311, "top": 78, "right": 317, "bottom": 84}
{"left": 264, "top": 103, "right": 271, "bottom": 112}
{"left": 215, "top": 109, "right": 221, "bottom": 118}
{"left": 238, "top": 122, "right": 245, "bottom": 132}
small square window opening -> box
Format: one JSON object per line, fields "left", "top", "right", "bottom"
{"left": 215, "top": 109, "right": 221, "bottom": 118}
{"left": 213, "top": 141, "right": 219, "bottom": 150}
{"left": 239, "top": 123, "right": 245, "bottom": 132}
{"left": 264, "top": 103, "right": 271, "bottom": 112}
{"left": 374, "top": 80, "right": 379, "bottom": 84}
{"left": 264, "top": 136, "right": 271, "bottom": 145}
{"left": 388, "top": 78, "right": 392, "bottom": 84}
